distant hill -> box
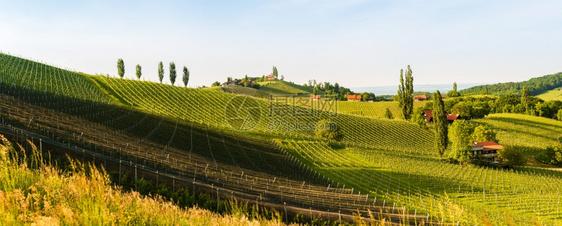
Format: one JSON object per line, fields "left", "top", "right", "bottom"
{"left": 353, "top": 83, "right": 482, "bottom": 96}
{"left": 459, "top": 72, "right": 562, "bottom": 96}
{"left": 536, "top": 87, "right": 562, "bottom": 101}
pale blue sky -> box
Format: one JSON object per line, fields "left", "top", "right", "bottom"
{"left": 1, "top": 0, "right": 561, "bottom": 89}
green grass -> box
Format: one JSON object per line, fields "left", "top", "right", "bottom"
{"left": 3, "top": 52, "right": 562, "bottom": 224}
{"left": 278, "top": 139, "right": 562, "bottom": 225}
{"left": 0, "top": 135, "right": 285, "bottom": 225}
{"left": 336, "top": 101, "right": 426, "bottom": 119}
{"left": 258, "top": 80, "right": 323, "bottom": 95}
{"left": 536, "top": 87, "right": 562, "bottom": 101}
{"left": 473, "top": 113, "right": 562, "bottom": 153}
{"left": 221, "top": 86, "right": 271, "bottom": 99}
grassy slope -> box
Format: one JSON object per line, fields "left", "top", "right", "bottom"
{"left": 472, "top": 113, "right": 562, "bottom": 155}
{"left": 278, "top": 139, "right": 562, "bottom": 225}
{"left": 536, "top": 87, "right": 562, "bottom": 101}
{"left": 0, "top": 53, "right": 436, "bottom": 223}
{"left": 88, "top": 75, "right": 433, "bottom": 153}
{"left": 9, "top": 53, "right": 562, "bottom": 224}
{"left": 258, "top": 80, "right": 324, "bottom": 95}
{"left": 337, "top": 101, "right": 426, "bottom": 119}
{"left": 0, "top": 136, "right": 281, "bottom": 225}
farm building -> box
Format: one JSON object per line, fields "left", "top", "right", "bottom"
{"left": 414, "top": 95, "right": 427, "bottom": 101}
{"left": 471, "top": 141, "right": 504, "bottom": 163}
{"left": 267, "top": 75, "right": 276, "bottom": 80}
{"left": 310, "top": 95, "right": 321, "bottom": 100}
{"left": 414, "top": 94, "right": 444, "bottom": 101}
{"left": 422, "top": 110, "right": 459, "bottom": 124}
{"left": 221, "top": 81, "right": 238, "bottom": 87}
{"left": 347, "top": 94, "right": 362, "bottom": 101}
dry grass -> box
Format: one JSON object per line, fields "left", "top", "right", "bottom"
{"left": 0, "top": 135, "right": 284, "bottom": 225}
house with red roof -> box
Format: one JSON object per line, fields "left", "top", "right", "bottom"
{"left": 414, "top": 95, "right": 427, "bottom": 101}
{"left": 266, "top": 75, "right": 276, "bottom": 80}
{"left": 422, "top": 110, "right": 459, "bottom": 124}
{"left": 472, "top": 141, "right": 504, "bottom": 162}
{"left": 347, "top": 94, "right": 362, "bottom": 101}
{"left": 310, "top": 95, "right": 321, "bottom": 100}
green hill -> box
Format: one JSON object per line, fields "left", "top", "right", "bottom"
{"left": 460, "top": 71, "right": 562, "bottom": 96}
{"left": 0, "top": 52, "right": 432, "bottom": 224}
{"left": 473, "top": 113, "right": 562, "bottom": 153}
{"left": 258, "top": 80, "right": 323, "bottom": 95}
{"left": 536, "top": 87, "right": 562, "bottom": 101}
{"left": 2, "top": 52, "right": 562, "bottom": 225}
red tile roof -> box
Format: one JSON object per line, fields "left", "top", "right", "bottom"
{"left": 447, "top": 114, "right": 459, "bottom": 121}
{"left": 472, "top": 141, "right": 504, "bottom": 151}
{"left": 347, "top": 94, "right": 362, "bottom": 100}
{"left": 414, "top": 95, "right": 427, "bottom": 100}
{"left": 424, "top": 110, "right": 433, "bottom": 117}
{"left": 310, "top": 95, "right": 321, "bottom": 99}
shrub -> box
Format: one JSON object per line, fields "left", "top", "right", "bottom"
{"left": 536, "top": 145, "right": 562, "bottom": 165}
{"left": 497, "top": 147, "right": 525, "bottom": 167}
{"left": 315, "top": 120, "right": 343, "bottom": 142}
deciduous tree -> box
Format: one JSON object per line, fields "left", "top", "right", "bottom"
{"left": 448, "top": 120, "right": 474, "bottom": 164}
{"left": 182, "top": 66, "right": 189, "bottom": 87}
{"left": 272, "top": 66, "right": 278, "bottom": 78}
{"left": 158, "top": 61, "right": 164, "bottom": 83}
{"left": 315, "top": 120, "right": 343, "bottom": 143}
{"left": 471, "top": 125, "right": 498, "bottom": 143}
{"left": 433, "top": 90, "right": 448, "bottom": 160}
{"left": 117, "top": 58, "right": 125, "bottom": 78}
{"left": 397, "top": 65, "right": 414, "bottom": 120}
{"left": 498, "top": 148, "right": 525, "bottom": 167}
{"left": 169, "top": 62, "right": 176, "bottom": 85}
{"left": 136, "top": 64, "right": 142, "bottom": 80}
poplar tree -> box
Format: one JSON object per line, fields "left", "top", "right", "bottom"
{"left": 136, "top": 64, "right": 142, "bottom": 80}
{"left": 272, "top": 66, "right": 278, "bottom": 78}
{"left": 521, "top": 85, "right": 530, "bottom": 113}
{"left": 397, "top": 65, "right": 414, "bottom": 120}
{"left": 182, "top": 66, "right": 190, "bottom": 87}
{"left": 169, "top": 62, "right": 177, "bottom": 85}
{"left": 158, "top": 61, "right": 164, "bottom": 83}
{"left": 117, "top": 58, "right": 125, "bottom": 78}
{"left": 433, "top": 90, "right": 448, "bottom": 160}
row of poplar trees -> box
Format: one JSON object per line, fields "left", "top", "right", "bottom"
{"left": 397, "top": 65, "right": 448, "bottom": 160}
{"left": 117, "top": 58, "right": 190, "bottom": 87}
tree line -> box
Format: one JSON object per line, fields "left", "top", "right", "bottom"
{"left": 117, "top": 59, "right": 190, "bottom": 87}
{"left": 460, "top": 71, "right": 562, "bottom": 96}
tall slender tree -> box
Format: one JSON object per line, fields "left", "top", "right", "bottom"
{"left": 521, "top": 85, "right": 530, "bottom": 113}
{"left": 272, "top": 66, "right": 278, "bottom": 78}
{"left": 169, "top": 62, "right": 177, "bottom": 85}
{"left": 117, "top": 58, "right": 125, "bottom": 79}
{"left": 135, "top": 64, "right": 142, "bottom": 80}
{"left": 433, "top": 90, "right": 448, "bottom": 160}
{"left": 397, "top": 65, "right": 414, "bottom": 120}
{"left": 182, "top": 66, "right": 189, "bottom": 87}
{"left": 158, "top": 61, "right": 164, "bottom": 83}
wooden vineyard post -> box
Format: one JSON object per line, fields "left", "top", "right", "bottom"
{"left": 284, "top": 202, "right": 288, "bottom": 224}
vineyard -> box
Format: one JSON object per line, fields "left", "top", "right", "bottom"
{"left": 473, "top": 114, "right": 562, "bottom": 153}
{"left": 336, "top": 101, "right": 426, "bottom": 120}
{"left": 278, "top": 139, "right": 562, "bottom": 225}
{"left": 258, "top": 80, "right": 321, "bottom": 95}
{"left": 1, "top": 52, "right": 562, "bottom": 225}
